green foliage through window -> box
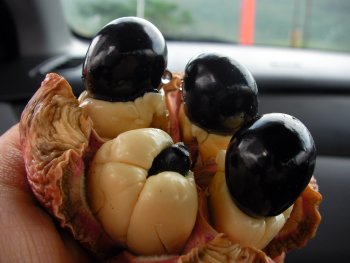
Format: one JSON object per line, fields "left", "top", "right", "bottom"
{"left": 62, "top": 0, "right": 350, "bottom": 53}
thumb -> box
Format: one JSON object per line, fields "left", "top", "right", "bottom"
{"left": 0, "top": 124, "right": 92, "bottom": 263}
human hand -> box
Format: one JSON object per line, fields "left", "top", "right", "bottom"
{"left": 0, "top": 124, "right": 91, "bottom": 263}
{"left": 0, "top": 124, "right": 289, "bottom": 263}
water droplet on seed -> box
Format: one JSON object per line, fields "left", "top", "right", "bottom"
{"left": 161, "top": 69, "right": 172, "bottom": 84}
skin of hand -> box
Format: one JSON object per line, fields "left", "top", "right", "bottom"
{"left": 0, "top": 124, "right": 91, "bottom": 263}
{"left": 0, "top": 124, "right": 287, "bottom": 263}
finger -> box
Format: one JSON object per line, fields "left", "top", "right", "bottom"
{"left": 0, "top": 124, "right": 31, "bottom": 194}
{"left": 0, "top": 124, "right": 92, "bottom": 263}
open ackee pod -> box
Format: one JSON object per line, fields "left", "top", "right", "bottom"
{"left": 19, "top": 73, "right": 322, "bottom": 262}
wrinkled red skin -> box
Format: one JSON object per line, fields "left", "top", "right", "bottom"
{"left": 162, "top": 74, "right": 323, "bottom": 262}
{"left": 20, "top": 73, "right": 276, "bottom": 262}
{"left": 264, "top": 178, "right": 322, "bottom": 258}
{"left": 19, "top": 73, "right": 321, "bottom": 263}
{"left": 19, "top": 73, "right": 117, "bottom": 259}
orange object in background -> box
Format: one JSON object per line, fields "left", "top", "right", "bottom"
{"left": 239, "top": 0, "right": 256, "bottom": 45}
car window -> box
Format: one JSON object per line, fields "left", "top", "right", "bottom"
{"left": 62, "top": 0, "right": 350, "bottom": 53}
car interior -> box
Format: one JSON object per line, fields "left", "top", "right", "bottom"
{"left": 1, "top": 0, "right": 350, "bottom": 262}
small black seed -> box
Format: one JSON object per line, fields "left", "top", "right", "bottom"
{"left": 148, "top": 143, "right": 191, "bottom": 177}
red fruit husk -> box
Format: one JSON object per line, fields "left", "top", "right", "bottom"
{"left": 163, "top": 73, "right": 323, "bottom": 261}
{"left": 19, "top": 73, "right": 321, "bottom": 262}
{"left": 19, "top": 73, "right": 117, "bottom": 259}
{"left": 264, "top": 177, "right": 322, "bottom": 258}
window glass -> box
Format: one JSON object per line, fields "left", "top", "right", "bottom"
{"left": 62, "top": 0, "right": 350, "bottom": 53}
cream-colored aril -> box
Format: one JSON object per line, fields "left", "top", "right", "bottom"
{"left": 88, "top": 128, "right": 198, "bottom": 255}
{"left": 127, "top": 171, "right": 197, "bottom": 255}
{"left": 79, "top": 91, "right": 167, "bottom": 140}
{"left": 179, "top": 111, "right": 231, "bottom": 164}
{"left": 180, "top": 109, "right": 246, "bottom": 165}
{"left": 209, "top": 150, "right": 293, "bottom": 249}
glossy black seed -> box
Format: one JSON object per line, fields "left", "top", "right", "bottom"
{"left": 225, "top": 113, "right": 316, "bottom": 217}
{"left": 182, "top": 53, "right": 258, "bottom": 134}
{"left": 82, "top": 17, "right": 167, "bottom": 102}
{"left": 148, "top": 143, "right": 191, "bottom": 177}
